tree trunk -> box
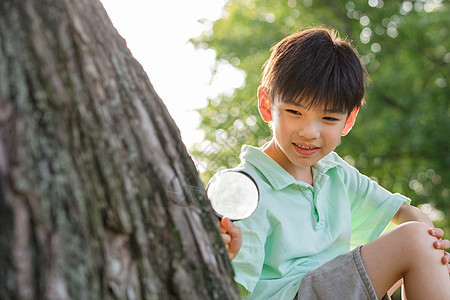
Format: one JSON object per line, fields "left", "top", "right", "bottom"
{"left": 0, "top": 0, "right": 239, "bottom": 299}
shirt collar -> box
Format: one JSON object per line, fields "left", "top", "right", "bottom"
{"left": 239, "top": 145, "right": 339, "bottom": 190}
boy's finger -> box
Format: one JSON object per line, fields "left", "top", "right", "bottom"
{"left": 221, "top": 233, "right": 231, "bottom": 245}
{"left": 221, "top": 217, "right": 235, "bottom": 233}
{"left": 442, "top": 251, "right": 450, "bottom": 264}
{"left": 225, "top": 219, "right": 242, "bottom": 238}
{"left": 217, "top": 219, "right": 226, "bottom": 233}
{"left": 220, "top": 217, "right": 230, "bottom": 229}
{"left": 429, "top": 228, "right": 445, "bottom": 239}
{"left": 434, "top": 239, "right": 450, "bottom": 250}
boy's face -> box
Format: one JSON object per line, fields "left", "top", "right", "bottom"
{"left": 258, "top": 87, "right": 357, "bottom": 177}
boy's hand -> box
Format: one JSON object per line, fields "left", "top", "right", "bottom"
{"left": 429, "top": 228, "right": 450, "bottom": 271}
{"left": 219, "top": 217, "right": 242, "bottom": 261}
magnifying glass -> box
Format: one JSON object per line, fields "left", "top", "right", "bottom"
{"left": 206, "top": 171, "right": 259, "bottom": 221}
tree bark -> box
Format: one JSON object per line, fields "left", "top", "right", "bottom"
{"left": 0, "top": 0, "right": 239, "bottom": 299}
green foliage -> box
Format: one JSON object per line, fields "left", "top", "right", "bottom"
{"left": 190, "top": 0, "right": 449, "bottom": 233}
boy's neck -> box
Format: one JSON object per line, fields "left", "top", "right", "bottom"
{"left": 294, "top": 169, "right": 313, "bottom": 185}
{"left": 263, "top": 141, "right": 314, "bottom": 185}
{"left": 288, "top": 166, "right": 313, "bottom": 185}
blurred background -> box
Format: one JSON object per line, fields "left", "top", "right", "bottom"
{"left": 191, "top": 0, "right": 450, "bottom": 239}
{"left": 101, "top": 0, "right": 449, "bottom": 239}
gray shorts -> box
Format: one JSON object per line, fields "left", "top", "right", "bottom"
{"left": 297, "top": 246, "right": 390, "bottom": 300}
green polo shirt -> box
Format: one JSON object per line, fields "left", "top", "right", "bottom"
{"left": 231, "top": 145, "right": 409, "bottom": 299}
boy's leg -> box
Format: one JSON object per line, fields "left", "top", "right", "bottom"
{"left": 360, "top": 221, "right": 450, "bottom": 300}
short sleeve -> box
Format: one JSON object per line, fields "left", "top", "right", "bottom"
{"left": 231, "top": 211, "right": 269, "bottom": 295}
{"left": 338, "top": 159, "right": 411, "bottom": 247}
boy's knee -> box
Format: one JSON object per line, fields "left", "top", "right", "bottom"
{"left": 397, "top": 221, "right": 429, "bottom": 235}
{"left": 395, "top": 222, "right": 438, "bottom": 257}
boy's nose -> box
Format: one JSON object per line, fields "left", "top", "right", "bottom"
{"left": 298, "top": 122, "right": 320, "bottom": 139}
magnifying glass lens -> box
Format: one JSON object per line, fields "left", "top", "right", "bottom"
{"left": 206, "top": 171, "right": 259, "bottom": 221}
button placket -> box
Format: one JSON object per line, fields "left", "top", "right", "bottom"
{"left": 297, "top": 185, "right": 321, "bottom": 227}
{"left": 312, "top": 172, "right": 328, "bottom": 229}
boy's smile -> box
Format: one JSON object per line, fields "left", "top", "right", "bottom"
{"left": 293, "top": 142, "right": 321, "bottom": 156}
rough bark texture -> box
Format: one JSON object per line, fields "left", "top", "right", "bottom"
{"left": 0, "top": 0, "right": 239, "bottom": 299}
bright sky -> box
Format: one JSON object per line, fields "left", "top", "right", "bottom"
{"left": 100, "top": 0, "right": 245, "bottom": 148}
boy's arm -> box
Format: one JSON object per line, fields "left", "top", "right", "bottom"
{"left": 391, "top": 203, "right": 433, "bottom": 227}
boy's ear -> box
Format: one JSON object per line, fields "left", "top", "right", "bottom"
{"left": 342, "top": 107, "right": 359, "bottom": 136}
{"left": 258, "top": 86, "right": 272, "bottom": 122}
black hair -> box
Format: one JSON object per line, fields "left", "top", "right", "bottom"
{"left": 261, "top": 27, "right": 367, "bottom": 113}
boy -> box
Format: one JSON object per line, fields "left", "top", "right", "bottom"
{"left": 218, "top": 27, "right": 450, "bottom": 299}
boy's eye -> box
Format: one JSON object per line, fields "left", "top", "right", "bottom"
{"left": 323, "top": 117, "right": 339, "bottom": 121}
{"left": 287, "top": 109, "right": 301, "bottom": 115}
